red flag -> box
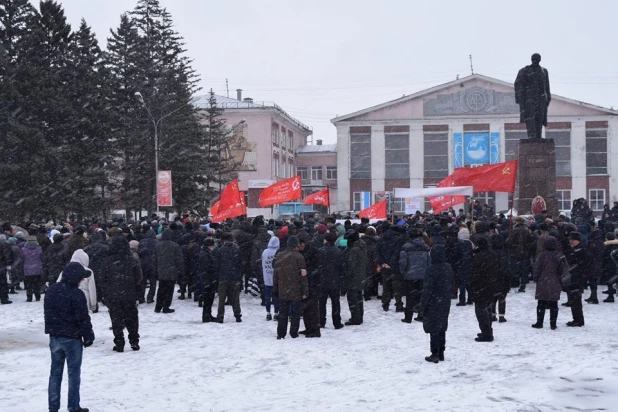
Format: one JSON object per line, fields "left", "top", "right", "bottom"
{"left": 211, "top": 199, "right": 245, "bottom": 223}
{"left": 302, "top": 188, "right": 329, "bottom": 207}
{"left": 210, "top": 201, "right": 220, "bottom": 217}
{"left": 428, "top": 175, "right": 467, "bottom": 214}
{"left": 259, "top": 175, "right": 302, "bottom": 207}
{"left": 218, "top": 179, "right": 242, "bottom": 211}
{"left": 451, "top": 160, "right": 518, "bottom": 193}
{"left": 359, "top": 199, "right": 388, "bottom": 219}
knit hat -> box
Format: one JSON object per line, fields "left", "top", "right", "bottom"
{"left": 278, "top": 226, "right": 289, "bottom": 238}
{"left": 458, "top": 228, "right": 470, "bottom": 241}
{"left": 287, "top": 235, "right": 299, "bottom": 248}
{"left": 129, "top": 240, "right": 139, "bottom": 250}
{"left": 2, "top": 222, "right": 12, "bottom": 231}
{"left": 316, "top": 224, "right": 328, "bottom": 234}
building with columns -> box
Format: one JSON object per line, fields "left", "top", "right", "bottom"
{"left": 331, "top": 74, "right": 618, "bottom": 216}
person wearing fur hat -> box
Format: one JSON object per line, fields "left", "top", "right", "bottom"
{"left": 45, "top": 261, "right": 94, "bottom": 412}
{"left": 273, "top": 235, "right": 308, "bottom": 338}
{"left": 214, "top": 231, "right": 244, "bottom": 323}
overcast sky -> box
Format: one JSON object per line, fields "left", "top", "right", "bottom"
{"left": 46, "top": 0, "right": 618, "bottom": 144}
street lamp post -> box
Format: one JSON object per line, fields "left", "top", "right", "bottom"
{"left": 135, "top": 91, "right": 185, "bottom": 216}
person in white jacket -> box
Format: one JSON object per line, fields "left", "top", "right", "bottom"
{"left": 57, "top": 249, "right": 98, "bottom": 313}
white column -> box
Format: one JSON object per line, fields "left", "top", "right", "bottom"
{"left": 409, "top": 124, "right": 424, "bottom": 188}
{"left": 371, "top": 125, "right": 385, "bottom": 192}
{"left": 490, "top": 121, "right": 508, "bottom": 212}
{"left": 336, "top": 124, "right": 350, "bottom": 210}
{"left": 609, "top": 118, "right": 618, "bottom": 202}
{"left": 571, "top": 121, "right": 587, "bottom": 200}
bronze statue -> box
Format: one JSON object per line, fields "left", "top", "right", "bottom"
{"left": 514, "top": 53, "right": 551, "bottom": 139}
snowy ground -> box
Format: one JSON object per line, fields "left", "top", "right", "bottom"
{"left": 1, "top": 285, "right": 618, "bottom": 412}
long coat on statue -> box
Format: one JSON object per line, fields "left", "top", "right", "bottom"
{"left": 514, "top": 63, "right": 551, "bottom": 126}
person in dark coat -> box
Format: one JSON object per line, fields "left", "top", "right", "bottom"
{"left": 214, "top": 232, "right": 244, "bottom": 323}
{"left": 138, "top": 229, "right": 158, "bottom": 303}
{"left": 152, "top": 228, "right": 184, "bottom": 313}
{"left": 343, "top": 230, "right": 367, "bottom": 326}
{"left": 399, "top": 228, "right": 430, "bottom": 323}
{"left": 362, "top": 227, "right": 379, "bottom": 300}
{"left": 601, "top": 234, "right": 618, "bottom": 302}
{"left": 565, "top": 232, "right": 587, "bottom": 327}
{"left": 44, "top": 233, "right": 69, "bottom": 286}
{"left": 250, "top": 226, "right": 271, "bottom": 303}
{"left": 419, "top": 245, "right": 454, "bottom": 363}
{"left": 84, "top": 230, "right": 109, "bottom": 304}
{"left": 584, "top": 228, "right": 605, "bottom": 304}
{"left": 99, "top": 237, "right": 142, "bottom": 352}
{"left": 505, "top": 219, "right": 533, "bottom": 292}
{"left": 490, "top": 233, "right": 510, "bottom": 323}
{"left": 454, "top": 226, "right": 473, "bottom": 306}
{"left": 532, "top": 236, "right": 563, "bottom": 330}
{"left": 376, "top": 225, "right": 406, "bottom": 312}
{"left": 318, "top": 232, "right": 344, "bottom": 329}
{"left": 199, "top": 238, "right": 217, "bottom": 322}
{"left": 44, "top": 262, "right": 94, "bottom": 412}
{"left": 273, "top": 235, "right": 308, "bottom": 339}
{"left": 469, "top": 236, "right": 500, "bottom": 342}
{"left": 232, "top": 221, "right": 255, "bottom": 292}
{"left": 67, "top": 226, "right": 88, "bottom": 258}
{"left": 298, "top": 231, "right": 321, "bottom": 337}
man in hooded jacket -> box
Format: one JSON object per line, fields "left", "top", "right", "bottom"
{"left": 45, "top": 262, "right": 94, "bottom": 412}
{"left": 99, "top": 237, "right": 142, "bottom": 351}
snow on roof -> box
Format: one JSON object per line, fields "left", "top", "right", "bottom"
{"left": 193, "top": 94, "right": 312, "bottom": 133}
{"left": 296, "top": 144, "right": 337, "bottom": 153}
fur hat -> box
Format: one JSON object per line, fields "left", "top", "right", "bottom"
{"left": 568, "top": 232, "right": 582, "bottom": 242}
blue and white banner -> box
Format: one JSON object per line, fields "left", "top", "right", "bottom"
{"left": 453, "top": 133, "right": 463, "bottom": 168}
{"left": 463, "top": 132, "right": 490, "bottom": 164}
{"left": 359, "top": 191, "right": 371, "bottom": 209}
{"left": 490, "top": 132, "right": 500, "bottom": 164}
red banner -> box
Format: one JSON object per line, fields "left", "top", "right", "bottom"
{"left": 211, "top": 199, "right": 245, "bottom": 223}
{"left": 157, "top": 170, "right": 172, "bottom": 207}
{"left": 210, "top": 201, "right": 220, "bottom": 217}
{"left": 428, "top": 175, "right": 467, "bottom": 214}
{"left": 219, "top": 179, "right": 242, "bottom": 211}
{"left": 302, "top": 188, "right": 329, "bottom": 207}
{"left": 259, "top": 175, "right": 302, "bottom": 207}
{"left": 359, "top": 199, "right": 388, "bottom": 219}
{"left": 451, "top": 160, "right": 518, "bottom": 193}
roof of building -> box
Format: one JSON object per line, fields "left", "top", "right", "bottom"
{"left": 296, "top": 144, "right": 337, "bottom": 154}
{"left": 193, "top": 94, "right": 312, "bottom": 134}
{"left": 331, "top": 73, "right": 618, "bottom": 123}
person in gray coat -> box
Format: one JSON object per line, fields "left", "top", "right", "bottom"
{"left": 153, "top": 229, "right": 184, "bottom": 313}
{"left": 420, "top": 245, "right": 454, "bottom": 363}
{"left": 399, "top": 228, "right": 430, "bottom": 323}
{"left": 532, "top": 236, "right": 563, "bottom": 330}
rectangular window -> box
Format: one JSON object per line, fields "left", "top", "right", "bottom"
{"left": 281, "top": 160, "right": 286, "bottom": 178}
{"left": 281, "top": 127, "right": 287, "bottom": 148}
{"left": 311, "top": 166, "right": 323, "bottom": 181}
{"left": 297, "top": 166, "right": 308, "bottom": 180}
{"left": 424, "top": 132, "right": 448, "bottom": 178}
{"left": 393, "top": 197, "right": 405, "bottom": 214}
{"left": 586, "top": 128, "right": 607, "bottom": 175}
{"left": 272, "top": 123, "right": 279, "bottom": 144}
{"left": 385, "top": 130, "right": 410, "bottom": 179}
{"left": 326, "top": 166, "right": 337, "bottom": 180}
{"left": 353, "top": 192, "right": 363, "bottom": 211}
{"left": 350, "top": 129, "right": 371, "bottom": 179}
{"left": 589, "top": 189, "right": 606, "bottom": 212}
{"left": 547, "top": 129, "right": 571, "bottom": 176}
{"left": 556, "top": 189, "right": 571, "bottom": 212}
{"left": 504, "top": 130, "right": 526, "bottom": 161}
{"left": 272, "top": 158, "right": 277, "bottom": 177}
{"left": 288, "top": 131, "right": 293, "bottom": 149}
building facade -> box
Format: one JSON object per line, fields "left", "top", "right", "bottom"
{"left": 294, "top": 141, "right": 338, "bottom": 214}
{"left": 331, "top": 74, "right": 618, "bottom": 216}
{"left": 195, "top": 90, "right": 313, "bottom": 217}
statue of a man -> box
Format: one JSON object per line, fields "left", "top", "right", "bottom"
{"left": 514, "top": 53, "right": 551, "bottom": 139}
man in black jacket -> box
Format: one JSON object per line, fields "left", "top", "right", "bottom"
{"left": 376, "top": 225, "right": 406, "bottom": 312}
{"left": 0, "top": 223, "right": 15, "bottom": 304}
{"left": 138, "top": 229, "right": 158, "bottom": 303}
{"left": 200, "top": 238, "right": 217, "bottom": 323}
{"left": 214, "top": 232, "right": 244, "bottom": 323}
{"left": 153, "top": 229, "right": 184, "bottom": 313}
{"left": 84, "top": 230, "right": 109, "bottom": 305}
{"left": 298, "top": 231, "right": 321, "bottom": 337}
{"left": 566, "top": 232, "right": 586, "bottom": 327}
{"left": 45, "top": 262, "right": 94, "bottom": 412}
{"left": 99, "top": 237, "right": 142, "bottom": 352}
{"left": 318, "top": 233, "right": 344, "bottom": 329}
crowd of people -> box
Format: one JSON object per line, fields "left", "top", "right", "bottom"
{"left": 1, "top": 201, "right": 618, "bottom": 411}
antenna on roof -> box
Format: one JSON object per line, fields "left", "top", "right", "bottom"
{"left": 456, "top": 74, "right": 460, "bottom": 80}
{"left": 469, "top": 55, "right": 474, "bottom": 75}
{"left": 226, "top": 79, "right": 229, "bottom": 98}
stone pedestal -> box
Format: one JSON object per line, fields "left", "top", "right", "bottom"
{"left": 515, "top": 139, "right": 559, "bottom": 217}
